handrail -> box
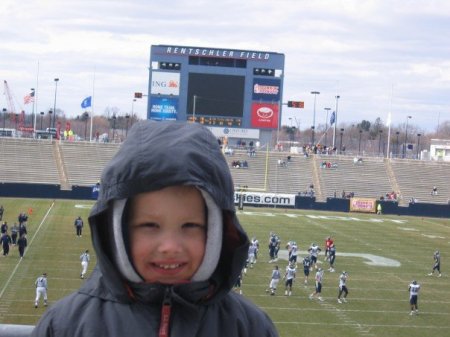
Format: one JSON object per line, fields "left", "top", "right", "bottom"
{"left": 0, "top": 324, "right": 34, "bottom": 337}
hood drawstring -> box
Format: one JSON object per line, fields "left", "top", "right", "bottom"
{"left": 159, "top": 287, "right": 172, "bottom": 337}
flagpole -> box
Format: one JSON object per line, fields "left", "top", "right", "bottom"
{"left": 33, "top": 61, "right": 40, "bottom": 134}
{"left": 89, "top": 67, "right": 96, "bottom": 142}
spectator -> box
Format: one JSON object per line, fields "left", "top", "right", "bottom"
{"left": 31, "top": 120, "right": 279, "bottom": 337}
{"left": 431, "top": 186, "right": 438, "bottom": 196}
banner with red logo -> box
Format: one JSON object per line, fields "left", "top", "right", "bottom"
{"left": 250, "top": 102, "right": 279, "bottom": 129}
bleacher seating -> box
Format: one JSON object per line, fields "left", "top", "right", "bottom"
{"left": 0, "top": 137, "right": 59, "bottom": 184}
{"left": 390, "top": 159, "right": 450, "bottom": 205}
{"left": 59, "top": 141, "right": 120, "bottom": 186}
{"left": 1, "top": 137, "right": 449, "bottom": 205}
{"left": 315, "top": 156, "right": 393, "bottom": 201}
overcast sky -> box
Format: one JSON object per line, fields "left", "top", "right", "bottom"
{"left": 1, "top": 0, "right": 450, "bottom": 133}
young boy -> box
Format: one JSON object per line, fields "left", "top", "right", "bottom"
{"left": 31, "top": 120, "right": 279, "bottom": 337}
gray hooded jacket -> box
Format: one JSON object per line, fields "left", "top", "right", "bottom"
{"left": 31, "top": 121, "right": 278, "bottom": 337}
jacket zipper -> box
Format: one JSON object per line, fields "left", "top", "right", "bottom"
{"left": 158, "top": 287, "right": 172, "bottom": 337}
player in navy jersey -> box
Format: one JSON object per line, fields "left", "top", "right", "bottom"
{"left": 428, "top": 250, "right": 441, "bottom": 277}
{"left": 302, "top": 255, "right": 312, "bottom": 285}
{"left": 408, "top": 280, "right": 420, "bottom": 315}
{"left": 328, "top": 244, "right": 336, "bottom": 272}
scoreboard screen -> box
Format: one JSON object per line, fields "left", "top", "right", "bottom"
{"left": 187, "top": 73, "right": 245, "bottom": 118}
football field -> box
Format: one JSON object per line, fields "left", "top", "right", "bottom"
{"left": 0, "top": 198, "right": 449, "bottom": 337}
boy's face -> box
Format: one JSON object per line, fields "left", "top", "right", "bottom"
{"left": 129, "top": 186, "right": 206, "bottom": 284}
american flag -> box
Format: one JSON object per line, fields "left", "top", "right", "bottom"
{"left": 24, "top": 91, "right": 35, "bottom": 104}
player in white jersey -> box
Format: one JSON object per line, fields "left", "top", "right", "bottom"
{"left": 408, "top": 280, "right": 420, "bottom": 315}
{"left": 35, "top": 272, "right": 48, "bottom": 308}
{"left": 284, "top": 262, "right": 296, "bottom": 296}
{"left": 251, "top": 237, "right": 260, "bottom": 262}
{"left": 80, "top": 249, "right": 91, "bottom": 279}
{"left": 247, "top": 244, "right": 258, "bottom": 269}
{"left": 337, "top": 271, "right": 349, "bottom": 303}
{"left": 309, "top": 268, "right": 324, "bottom": 301}
{"left": 308, "top": 243, "right": 322, "bottom": 270}
{"left": 288, "top": 241, "right": 298, "bottom": 265}
{"left": 266, "top": 265, "right": 282, "bottom": 295}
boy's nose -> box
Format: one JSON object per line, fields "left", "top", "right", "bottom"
{"left": 157, "top": 231, "right": 183, "bottom": 253}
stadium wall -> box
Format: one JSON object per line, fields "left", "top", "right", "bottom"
{"left": 0, "top": 183, "right": 94, "bottom": 200}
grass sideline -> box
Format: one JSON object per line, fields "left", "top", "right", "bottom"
{"left": 0, "top": 198, "right": 449, "bottom": 337}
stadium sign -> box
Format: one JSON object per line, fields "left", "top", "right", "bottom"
{"left": 234, "top": 192, "right": 295, "bottom": 206}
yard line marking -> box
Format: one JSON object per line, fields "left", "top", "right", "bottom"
{"left": 0, "top": 202, "right": 54, "bottom": 300}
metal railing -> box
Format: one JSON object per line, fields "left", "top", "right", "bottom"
{"left": 0, "top": 324, "right": 34, "bottom": 337}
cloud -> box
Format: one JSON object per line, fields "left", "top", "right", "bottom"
{"left": 1, "top": 0, "right": 449, "bottom": 132}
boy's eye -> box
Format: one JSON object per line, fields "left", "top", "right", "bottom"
{"left": 182, "top": 222, "right": 206, "bottom": 230}
{"left": 135, "top": 222, "right": 159, "bottom": 229}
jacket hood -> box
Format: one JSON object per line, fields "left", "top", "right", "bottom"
{"left": 88, "top": 120, "right": 249, "bottom": 303}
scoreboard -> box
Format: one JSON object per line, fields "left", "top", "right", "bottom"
{"left": 148, "top": 45, "right": 285, "bottom": 130}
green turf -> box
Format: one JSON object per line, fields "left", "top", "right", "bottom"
{"left": 0, "top": 198, "right": 449, "bottom": 336}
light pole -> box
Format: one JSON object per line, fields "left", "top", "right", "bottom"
{"left": 324, "top": 107, "right": 331, "bottom": 147}
{"left": 40, "top": 111, "right": 44, "bottom": 130}
{"left": 131, "top": 98, "right": 136, "bottom": 126}
{"left": 30, "top": 88, "right": 35, "bottom": 129}
{"left": 53, "top": 78, "right": 59, "bottom": 128}
{"left": 310, "top": 91, "right": 320, "bottom": 145}
{"left": 339, "top": 128, "right": 344, "bottom": 154}
{"left": 417, "top": 133, "right": 421, "bottom": 159}
{"left": 125, "top": 114, "right": 130, "bottom": 137}
{"left": 83, "top": 111, "right": 89, "bottom": 140}
{"left": 2, "top": 108, "right": 6, "bottom": 130}
{"left": 395, "top": 131, "right": 400, "bottom": 158}
{"left": 403, "top": 115, "right": 412, "bottom": 158}
{"left": 333, "top": 95, "right": 340, "bottom": 149}
{"left": 112, "top": 114, "right": 117, "bottom": 142}
{"left": 378, "top": 130, "right": 383, "bottom": 156}
{"left": 48, "top": 110, "right": 53, "bottom": 129}
{"left": 358, "top": 130, "right": 363, "bottom": 156}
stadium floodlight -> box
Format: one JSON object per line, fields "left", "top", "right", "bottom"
{"left": 311, "top": 91, "right": 320, "bottom": 145}
{"left": 53, "top": 78, "right": 59, "bottom": 128}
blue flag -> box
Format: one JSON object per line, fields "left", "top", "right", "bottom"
{"left": 330, "top": 111, "right": 336, "bottom": 125}
{"left": 81, "top": 96, "right": 92, "bottom": 109}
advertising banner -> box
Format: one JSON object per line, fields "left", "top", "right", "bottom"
{"left": 150, "top": 97, "right": 178, "bottom": 120}
{"left": 151, "top": 71, "right": 180, "bottom": 95}
{"left": 234, "top": 192, "right": 296, "bottom": 207}
{"left": 349, "top": 198, "right": 377, "bottom": 213}
{"left": 252, "top": 78, "right": 281, "bottom": 101}
{"left": 250, "top": 102, "right": 279, "bottom": 129}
